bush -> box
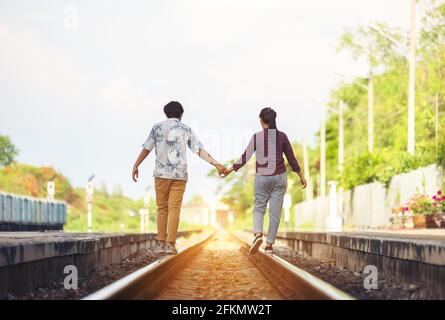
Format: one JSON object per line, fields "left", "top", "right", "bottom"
{"left": 0, "top": 135, "right": 18, "bottom": 167}
{"left": 340, "top": 149, "right": 435, "bottom": 190}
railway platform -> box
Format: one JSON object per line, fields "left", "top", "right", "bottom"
{"left": 275, "top": 228, "right": 445, "bottom": 299}
{"left": 0, "top": 230, "right": 198, "bottom": 299}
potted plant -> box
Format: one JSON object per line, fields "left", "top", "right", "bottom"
{"left": 432, "top": 190, "right": 445, "bottom": 228}
{"left": 390, "top": 206, "right": 404, "bottom": 229}
{"left": 406, "top": 195, "right": 431, "bottom": 229}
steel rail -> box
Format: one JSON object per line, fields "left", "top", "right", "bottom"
{"left": 83, "top": 231, "right": 214, "bottom": 300}
{"left": 84, "top": 230, "right": 353, "bottom": 300}
{"left": 231, "top": 231, "right": 354, "bottom": 300}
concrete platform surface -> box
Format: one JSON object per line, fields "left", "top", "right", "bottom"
{"left": 278, "top": 229, "right": 445, "bottom": 266}
{"left": 276, "top": 229, "right": 445, "bottom": 299}
{"left": 346, "top": 228, "right": 445, "bottom": 240}
{"left": 0, "top": 230, "right": 200, "bottom": 298}
{"left": 0, "top": 232, "right": 158, "bottom": 268}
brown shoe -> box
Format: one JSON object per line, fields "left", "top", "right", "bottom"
{"left": 249, "top": 234, "right": 263, "bottom": 255}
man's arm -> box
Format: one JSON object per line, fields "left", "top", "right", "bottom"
{"left": 132, "top": 148, "right": 150, "bottom": 182}
{"left": 198, "top": 149, "right": 227, "bottom": 176}
{"left": 188, "top": 129, "right": 227, "bottom": 175}
{"left": 133, "top": 126, "right": 156, "bottom": 182}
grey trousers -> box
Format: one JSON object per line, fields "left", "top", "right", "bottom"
{"left": 253, "top": 173, "right": 288, "bottom": 244}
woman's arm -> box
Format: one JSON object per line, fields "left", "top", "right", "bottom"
{"left": 283, "top": 134, "right": 307, "bottom": 189}
{"left": 230, "top": 134, "right": 256, "bottom": 173}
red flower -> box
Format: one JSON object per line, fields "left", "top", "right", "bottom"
{"left": 442, "top": 196, "right": 445, "bottom": 200}
{"left": 438, "top": 190, "right": 443, "bottom": 195}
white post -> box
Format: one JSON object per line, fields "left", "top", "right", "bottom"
{"left": 86, "top": 179, "right": 94, "bottom": 233}
{"left": 302, "top": 138, "right": 313, "bottom": 200}
{"left": 320, "top": 106, "right": 327, "bottom": 197}
{"left": 338, "top": 102, "right": 345, "bottom": 174}
{"left": 283, "top": 193, "right": 292, "bottom": 229}
{"left": 143, "top": 189, "right": 150, "bottom": 233}
{"left": 368, "top": 70, "right": 374, "bottom": 153}
{"left": 47, "top": 181, "right": 55, "bottom": 201}
{"left": 228, "top": 211, "right": 234, "bottom": 227}
{"left": 139, "top": 208, "right": 145, "bottom": 234}
{"left": 407, "top": 0, "right": 417, "bottom": 155}
{"left": 206, "top": 194, "right": 218, "bottom": 228}
{"left": 87, "top": 203, "right": 92, "bottom": 232}
{"left": 210, "top": 208, "right": 217, "bottom": 228}
{"left": 326, "top": 181, "right": 342, "bottom": 231}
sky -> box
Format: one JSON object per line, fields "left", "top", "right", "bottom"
{"left": 0, "top": 0, "right": 414, "bottom": 201}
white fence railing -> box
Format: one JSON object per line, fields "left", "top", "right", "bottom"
{"left": 294, "top": 164, "right": 444, "bottom": 230}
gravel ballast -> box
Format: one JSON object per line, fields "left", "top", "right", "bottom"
{"left": 273, "top": 244, "right": 428, "bottom": 300}
{"left": 12, "top": 249, "right": 163, "bottom": 300}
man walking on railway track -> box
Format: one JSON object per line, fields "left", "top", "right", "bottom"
{"left": 131, "top": 101, "right": 228, "bottom": 254}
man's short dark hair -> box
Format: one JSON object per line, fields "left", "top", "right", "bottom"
{"left": 164, "top": 101, "right": 184, "bottom": 118}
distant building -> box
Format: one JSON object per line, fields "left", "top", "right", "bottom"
{"left": 181, "top": 200, "right": 233, "bottom": 228}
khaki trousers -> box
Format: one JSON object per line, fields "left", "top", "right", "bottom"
{"left": 154, "top": 177, "right": 187, "bottom": 244}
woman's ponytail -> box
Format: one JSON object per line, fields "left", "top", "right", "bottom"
{"left": 259, "top": 107, "right": 277, "bottom": 129}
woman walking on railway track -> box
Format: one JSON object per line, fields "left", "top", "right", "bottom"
{"left": 222, "top": 108, "right": 307, "bottom": 255}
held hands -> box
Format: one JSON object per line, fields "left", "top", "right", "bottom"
{"left": 215, "top": 164, "right": 233, "bottom": 178}
{"left": 223, "top": 167, "right": 234, "bottom": 178}
{"left": 215, "top": 164, "right": 228, "bottom": 177}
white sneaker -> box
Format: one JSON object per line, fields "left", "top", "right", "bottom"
{"left": 154, "top": 241, "right": 166, "bottom": 253}
{"left": 265, "top": 244, "right": 273, "bottom": 255}
{"left": 165, "top": 243, "right": 178, "bottom": 255}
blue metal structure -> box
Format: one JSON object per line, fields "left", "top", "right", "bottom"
{"left": 0, "top": 192, "right": 67, "bottom": 231}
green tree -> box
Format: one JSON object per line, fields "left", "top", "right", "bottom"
{"left": 206, "top": 0, "right": 445, "bottom": 210}
{"left": 0, "top": 135, "right": 19, "bottom": 167}
{"left": 322, "top": 0, "right": 445, "bottom": 189}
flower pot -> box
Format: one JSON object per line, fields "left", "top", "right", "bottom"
{"left": 412, "top": 214, "right": 426, "bottom": 228}
{"left": 434, "top": 213, "right": 445, "bottom": 228}
{"left": 425, "top": 215, "right": 439, "bottom": 228}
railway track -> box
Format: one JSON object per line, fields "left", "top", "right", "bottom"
{"left": 84, "top": 230, "right": 353, "bottom": 300}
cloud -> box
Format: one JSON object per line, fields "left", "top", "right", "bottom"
{"left": 0, "top": 23, "right": 94, "bottom": 101}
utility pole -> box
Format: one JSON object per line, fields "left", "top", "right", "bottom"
{"left": 368, "top": 5, "right": 417, "bottom": 154}
{"left": 368, "top": 70, "right": 374, "bottom": 153}
{"left": 407, "top": 0, "right": 417, "bottom": 155}
{"left": 143, "top": 187, "right": 150, "bottom": 232}
{"left": 335, "top": 72, "right": 372, "bottom": 153}
{"left": 283, "top": 193, "right": 292, "bottom": 229}
{"left": 302, "top": 138, "right": 313, "bottom": 200}
{"left": 436, "top": 93, "right": 440, "bottom": 158}
{"left": 326, "top": 181, "right": 342, "bottom": 231}
{"left": 320, "top": 106, "right": 327, "bottom": 197}
{"left": 338, "top": 102, "right": 345, "bottom": 174}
